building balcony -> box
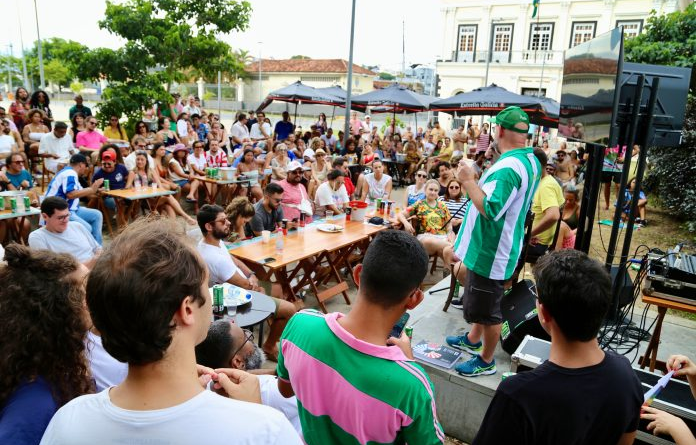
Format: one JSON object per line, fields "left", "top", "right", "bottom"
{"left": 446, "top": 50, "right": 564, "bottom": 65}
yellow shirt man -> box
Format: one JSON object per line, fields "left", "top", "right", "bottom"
{"left": 531, "top": 174, "right": 564, "bottom": 246}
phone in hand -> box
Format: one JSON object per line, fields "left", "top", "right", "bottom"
{"left": 389, "top": 312, "right": 410, "bottom": 340}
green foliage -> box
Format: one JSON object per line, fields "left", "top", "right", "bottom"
{"left": 44, "top": 60, "right": 71, "bottom": 90}
{"left": 0, "top": 55, "right": 23, "bottom": 87}
{"left": 624, "top": 3, "right": 696, "bottom": 92}
{"left": 380, "top": 115, "right": 405, "bottom": 133}
{"left": 71, "top": 0, "right": 251, "bottom": 125}
{"left": 69, "top": 81, "right": 84, "bottom": 95}
{"left": 644, "top": 96, "right": 696, "bottom": 233}
{"left": 26, "top": 38, "right": 88, "bottom": 89}
{"left": 290, "top": 55, "right": 311, "bottom": 60}
{"left": 378, "top": 72, "right": 395, "bottom": 80}
{"left": 625, "top": 4, "right": 696, "bottom": 232}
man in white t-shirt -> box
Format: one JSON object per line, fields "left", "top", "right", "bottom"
{"left": 196, "top": 204, "right": 296, "bottom": 361}
{"left": 231, "top": 113, "right": 251, "bottom": 150}
{"left": 182, "top": 95, "right": 201, "bottom": 116}
{"left": 40, "top": 218, "right": 301, "bottom": 445}
{"left": 38, "top": 122, "right": 76, "bottom": 173}
{"left": 28, "top": 197, "right": 101, "bottom": 269}
{"left": 196, "top": 319, "right": 302, "bottom": 434}
{"left": 320, "top": 127, "right": 338, "bottom": 152}
{"left": 314, "top": 169, "right": 349, "bottom": 217}
{"left": 250, "top": 111, "right": 272, "bottom": 147}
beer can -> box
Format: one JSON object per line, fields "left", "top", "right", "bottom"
{"left": 386, "top": 201, "right": 392, "bottom": 216}
{"left": 213, "top": 285, "right": 224, "bottom": 311}
{"left": 10, "top": 197, "right": 17, "bottom": 213}
{"left": 404, "top": 326, "right": 413, "bottom": 340}
{"left": 24, "top": 196, "right": 31, "bottom": 210}
{"left": 103, "top": 179, "right": 110, "bottom": 191}
{"left": 345, "top": 206, "right": 352, "bottom": 221}
{"left": 375, "top": 198, "right": 382, "bottom": 213}
{"left": 501, "top": 372, "right": 516, "bottom": 381}
{"left": 206, "top": 167, "right": 211, "bottom": 178}
{"left": 214, "top": 167, "right": 219, "bottom": 179}
{"left": 380, "top": 200, "right": 387, "bottom": 214}
{"left": 0, "top": 196, "right": 4, "bottom": 209}
{"left": 299, "top": 212, "right": 306, "bottom": 228}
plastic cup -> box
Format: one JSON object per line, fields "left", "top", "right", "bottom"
{"left": 261, "top": 230, "right": 271, "bottom": 243}
{"left": 326, "top": 210, "right": 334, "bottom": 221}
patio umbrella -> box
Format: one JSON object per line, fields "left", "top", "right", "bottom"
{"left": 316, "top": 85, "right": 348, "bottom": 127}
{"left": 430, "top": 84, "right": 543, "bottom": 115}
{"left": 351, "top": 83, "right": 435, "bottom": 131}
{"left": 527, "top": 96, "right": 560, "bottom": 127}
{"left": 256, "top": 81, "right": 345, "bottom": 126}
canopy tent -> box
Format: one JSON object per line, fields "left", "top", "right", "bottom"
{"left": 315, "top": 85, "right": 349, "bottom": 127}
{"left": 316, "top": 85, "right": 348, "bottom": 100}
{"left": 527, "top": 96, "right": 561, "bottom": 127}
{"left": 431, "top": 84, "right": 561, "bottom": 126}
{"left": 256, "top": 81, "right": 345, "bottom": 126}
{"left": 351, "top": 83, "right": 436, "bottom": 131}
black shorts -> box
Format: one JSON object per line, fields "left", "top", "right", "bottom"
{"left": 462, "top": 269, "right": 505, "bottom": 325}
{"left": 601, "top": 171, "right": 621, "bottom": 184}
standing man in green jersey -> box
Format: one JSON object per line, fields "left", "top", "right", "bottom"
{"left": 445, "top": 106, "right": 541, "bottom": 377}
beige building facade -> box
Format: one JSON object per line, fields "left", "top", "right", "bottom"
{"left": 243, "top": 59, "right": 375, "bottom": 108}
{"left": 435, "top": 0, "right": 690, "bottom": 128}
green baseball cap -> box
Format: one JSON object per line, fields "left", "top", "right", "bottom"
{"left": 488, "top": 106, "right": 530, "bottom": 133}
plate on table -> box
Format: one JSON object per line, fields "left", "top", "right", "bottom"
{"left": 316, "top": 223, "right": 344, "bottom": 233}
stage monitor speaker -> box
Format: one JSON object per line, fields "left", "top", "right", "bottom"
{"left": 607, "top": 265, "right": 635, "bottom": 321}
{"left": 500, "top": 279, "right": 550, "bottom": 355}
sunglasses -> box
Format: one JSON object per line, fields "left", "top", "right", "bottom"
{"left": 449, "top": 186, "right": 460, "bottom": 189}
{"left": 416, "top": 174, "right": 427, "bottom": 178}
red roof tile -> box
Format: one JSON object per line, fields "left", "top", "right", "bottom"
{"left": 245, "top": 59, "right": 376, "bottom": 76}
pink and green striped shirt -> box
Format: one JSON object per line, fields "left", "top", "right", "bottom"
{"left": 277, "top": 310, "right": 444, "bottom": 445}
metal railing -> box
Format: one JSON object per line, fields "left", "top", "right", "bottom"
{"left": 449, "top": 50, "right": 564, "bottom": 65}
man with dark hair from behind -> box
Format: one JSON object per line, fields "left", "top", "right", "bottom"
{"left": 196, "top": 320, "right": 302, "bottom": 434}
{"left": 473, "top": 250, "right": 642, "bottom": 445}
{"left": 277, "top": 230, "right": 445, "bottom": 445}
{"left": 40, "top": 218, "right": 301, "bottom": 444}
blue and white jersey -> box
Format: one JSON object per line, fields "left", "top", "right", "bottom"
{"left": 45, "top": 166, "right": 82, "bottom": 212}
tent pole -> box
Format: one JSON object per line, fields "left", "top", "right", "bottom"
{"left": 330, "top": 105, "right": 335, "bottom": 129}
{"left": 294, "top": 102, "right": 299, "bottom": 131}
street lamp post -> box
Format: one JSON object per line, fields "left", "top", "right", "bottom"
{"left": 343, "top": 0, "right": 357, "bottom": 145}
{"left": 258, "top": 42, "right": 263, "bottom": 105}
{"left": 33, "top": 0, "right": 45, "bottom": 89}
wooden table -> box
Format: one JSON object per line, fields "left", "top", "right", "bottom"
{"left": 100, "top": 187, "right": 176, "bottom": 235}
{"left": 229, "top": 219, "right": 385, "bottom": 312}
{"left": 640, "top": 291, "right": 696, "bottom": 372}
{"left": 198, "top": 177, "right": 252, "bottom": 205}
{"left": 213, "top": 288, "right": 275, "bottom": 348}
{"left": 0, "top": 207, "right": 41, "bottom": 244}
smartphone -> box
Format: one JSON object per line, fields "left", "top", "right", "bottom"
{"left": 389, "top": 312, "right": 410, "bottom": 339}
{"left": 260, "top": 257, "right": 276, "bottom": 264}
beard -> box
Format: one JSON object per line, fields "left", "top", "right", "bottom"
{"left": 244, "top": 345, "right": 267, "bottom": 370}
{"left": 212, "top": 227, "right": 229, "bottom": 240}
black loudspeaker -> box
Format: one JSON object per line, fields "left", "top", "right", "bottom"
{"left": 500, "top": 280, "right": 550, "bottom": 354}
{"left": 607, "top": 265, "right": 635, "bottom": 321}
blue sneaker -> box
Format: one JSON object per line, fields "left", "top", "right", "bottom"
{"left": 445, "top": 332, "right": 483, "bottom": 354}
{"left": 455, "top": 355, "right": 497, "bottom": 377}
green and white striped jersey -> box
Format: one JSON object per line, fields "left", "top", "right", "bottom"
{"left": 453, "top": 147, "right": 541, "bottom": 280}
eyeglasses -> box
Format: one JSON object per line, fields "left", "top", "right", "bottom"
{"left": 214, "top": 217, "right": 230, "bottom": 224}
{"left": 268, "top": 197, "right": 282, "bottom": 204}
{"left": 12, "top": 160, "right": 25, "bottom": 164}
{"left": 54, "top": 214, "right": 70, "bottom": 221}
{"left": 230, "top": 329, "right": 255, "bottom": 358}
